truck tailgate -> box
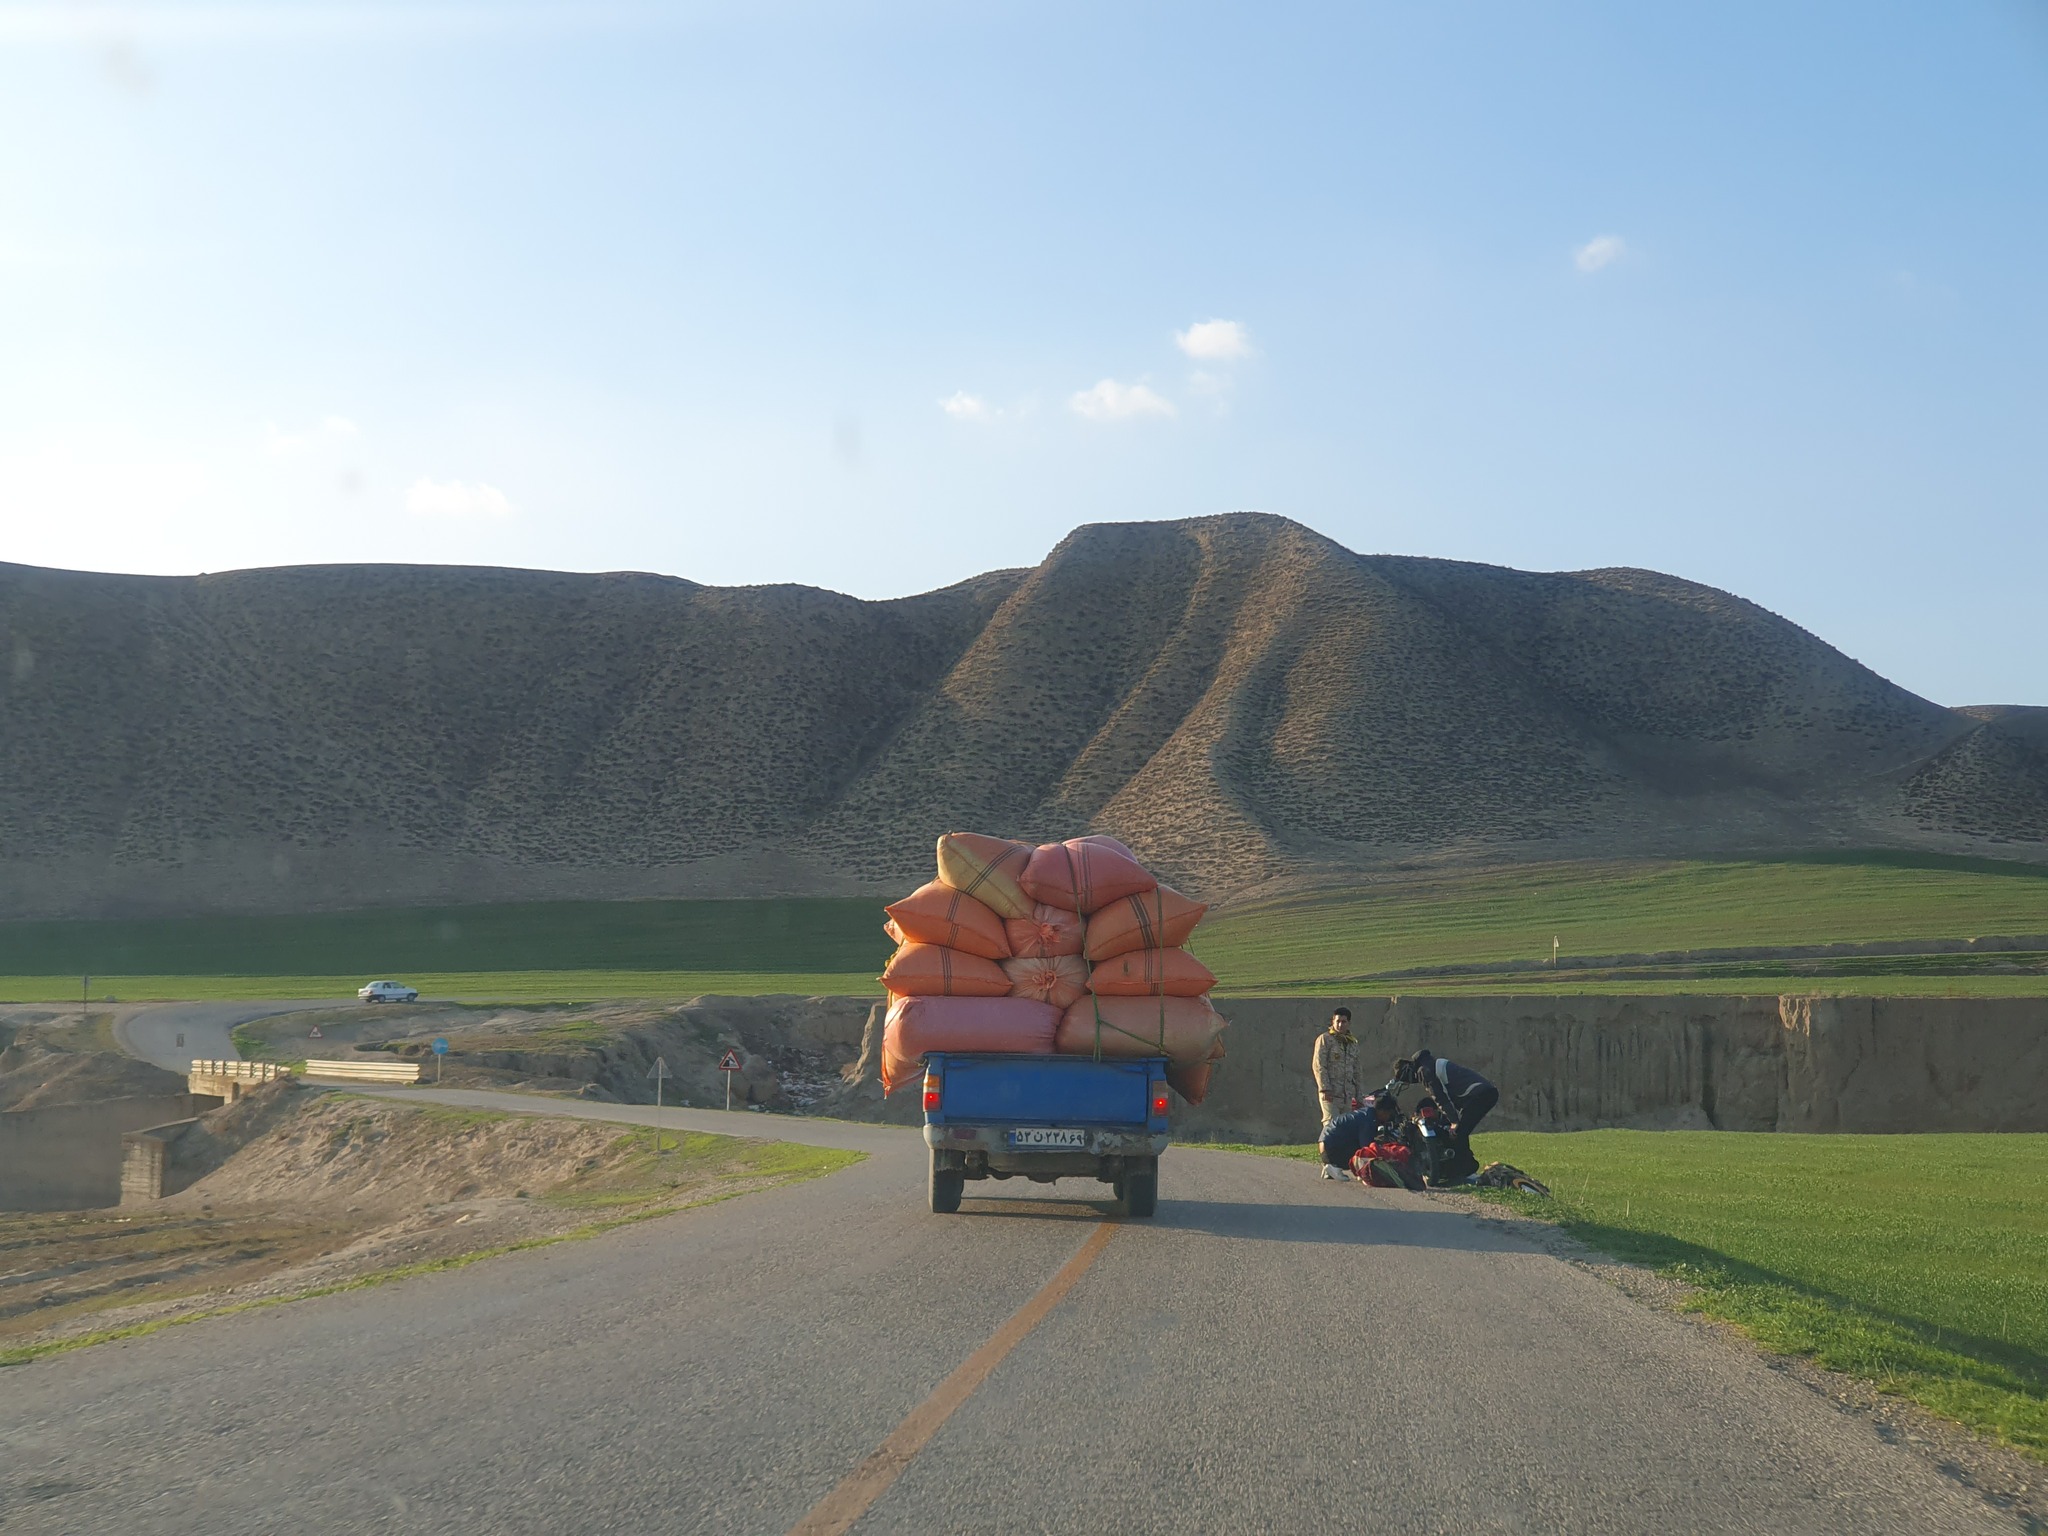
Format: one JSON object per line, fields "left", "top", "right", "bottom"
{"left": 936, "top": 1054, "right": 1152, "bottom": 1125}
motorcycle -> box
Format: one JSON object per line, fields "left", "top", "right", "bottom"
{"left": 1380, "top": 1084, "right": 1478, "bottom": 1187}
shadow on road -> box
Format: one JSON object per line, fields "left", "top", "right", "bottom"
{"left": 945, "top": 1193, "right": 1524, "bottom": 1254}
{"left": 1147, "top": 1197, "right": 1525, "bottom": 1252}
{"left": 954, "top": 1196, "right": 1122, "bottom": 1221}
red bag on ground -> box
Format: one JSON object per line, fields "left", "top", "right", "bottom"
{"left": 1018, "top": 836, "right": 1158, "bottom": 914}
{"left": 1351, "top": 1141, "right": 1422, "bottom": 1190}
{"left": 880, "top": 943, "right": 1011, "bottom": 997}
{"left": 1004, "top": 902, "right": 1085, "bottom": 959}
{"left": 1083, "top": 885, "right": 1207, "bottom": 962}
{"left": 881, "top": 995, "right": 1061, "bottom": 1093}
{"left": 934, "top": 832, "right": 1035, "bottom": 921}
{"left": 1088, "top": 947, "right": 1215, "bottom": 997}
{"left": 1054, "top": 995, "right": 1226, "bottom": 1067}
{"left": 885, "top": 880, "right": 1012, "bottom": 960}
{"left": 1001, "top": 954, "right": 1090, "bottom": 1010}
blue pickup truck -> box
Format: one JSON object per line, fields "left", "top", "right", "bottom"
{"left": 920, "top": 1052, "right": 1171, "bottom": 1216}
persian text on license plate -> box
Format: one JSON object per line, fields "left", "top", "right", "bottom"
{"left": 1009, "top": 1128, "right": 1088, "bottom": 1149}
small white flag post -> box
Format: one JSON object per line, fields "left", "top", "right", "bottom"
{"left": 649, "top": 1056, "right": 670, "bottom": 1152}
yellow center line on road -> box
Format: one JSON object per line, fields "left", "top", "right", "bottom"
{"left": 786, "top": 1219, "right": 1120, "bottom": 1536}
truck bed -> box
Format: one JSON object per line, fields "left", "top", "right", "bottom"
{"left": 921, "top": 1052, "right": 1170, "bottom": 1216}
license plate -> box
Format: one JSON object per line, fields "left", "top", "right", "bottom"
{"left": 1009, "top": 1128, "right": 1088, "bottom": 1149}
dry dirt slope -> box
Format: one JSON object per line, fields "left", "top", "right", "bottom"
{"left": 2, "top": 513, "right": 2042, "bottom": 918}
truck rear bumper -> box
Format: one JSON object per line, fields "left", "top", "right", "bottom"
{"left": 924, "top": 1124, "right": 1169, "bottom": 1179}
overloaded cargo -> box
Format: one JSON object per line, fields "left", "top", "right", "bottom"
{"left": 882, "top": 995, "right": 1060, "bottom": 1094}
{"left": 880, "top": 942, "right": 1010, "bottom": 996}
{"left": 879, "top": 832, "right": 1227, "bottom": 1102}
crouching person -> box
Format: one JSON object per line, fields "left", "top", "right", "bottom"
{"left": 1317, "top": 1091, "right": 1400, "bottom": 1181}
{"left": 1396, "top": 1049, "right": 1498, "bottom": 1172}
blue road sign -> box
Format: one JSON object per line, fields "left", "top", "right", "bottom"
{"left": 432, "top": 1038, "right": 449, "bottom": 1055}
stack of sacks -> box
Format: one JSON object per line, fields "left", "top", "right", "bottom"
{"left": 877, "top": 831, "right": 1227, "bottom": 1103}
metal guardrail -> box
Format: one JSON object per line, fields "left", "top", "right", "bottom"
{"left": 300, "top": 1058, "right": 422, "bottom": 1084}
{"left": 189, "top": 1060, "right": 290, "bottom": 1081}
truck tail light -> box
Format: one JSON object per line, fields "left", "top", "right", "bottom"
{"left": 1151, "top": 1091, "right": 1169, "bottom": 1117}
{"left": 923, "top": 1070, "right": 942, "bottom": 1113}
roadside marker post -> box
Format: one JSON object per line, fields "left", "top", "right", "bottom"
{"left": 718, "top": 1049, "right": 742, "bottom": 1112}
{"left": 432, "top": 1036, "right": 449, "bottom": 1083}
{"left": 649, "top": 1056, "right": 670, "bottom": 1152}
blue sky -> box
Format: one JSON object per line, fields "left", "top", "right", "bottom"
{"left": 3, "top": 2, "right": 2043, "bottom": 704}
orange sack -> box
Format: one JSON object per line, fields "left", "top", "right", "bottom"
{"left": 881, "top": 995, "right": 1060, "bottom": 1093}
{"left": 885, "top": 880, "right": 1012, "bottom": 960}
{"left": 1004, "top": 902, "right": 1085, "bottom": 959}
{"left": 1001, "top": 954, "right": 1091, "bottom": 1010}
{"left": 1088, "top": 947, "right": 1216, "bottom": 997}
{"left": 879, "top": 942, "right": 1011, "bottom": 997}
{"left": 1018, "top": 835, "right": 1158, "bottom": 914}
{"left": 1054, "top": 995, "right": 1227, "bottom": 1067}
{"left": 934, "top": 832, "right": 1035, "bottom": 921}
{"left": 1169, "top": 1030, "right": 1225, "bottom": 1103}
{"left": 883, "top": 918, "right": 907, "bottom": 946}
{"left": 1083, "top": 885, "right": 1208, "bottom": 962}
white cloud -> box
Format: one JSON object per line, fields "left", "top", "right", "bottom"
{"left": 406, "top": 477, "right": 513, "bottom": 519}
{"left": 1174, "top": 319, "right": 1252, "bottom": 361}
{"left": 1069, "top": 379, "right": 1175, "bottom": 422}
{"left": 939, "top": 391, "right": 994, "bottom": 422}
{"left": 265, "top": 415, "right": 359, "bottom": 456}
{"left": 1574, "top": 235, "right": 1627, "bottom": 273}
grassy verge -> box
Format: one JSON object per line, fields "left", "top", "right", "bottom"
{"left": 1220, "top": 1131, "right": 2048, "bottom": 1458}
{"left": 0, "top": 1137, "right": 863, "bottom": 1369}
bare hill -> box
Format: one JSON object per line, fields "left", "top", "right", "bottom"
{"left": 1, "top": 514, "right": 2040, "bottom": 918}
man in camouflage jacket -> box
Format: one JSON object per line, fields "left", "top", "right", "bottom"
{"left": 1312, "top": 1008, "right": 1360, "bottom": 1130}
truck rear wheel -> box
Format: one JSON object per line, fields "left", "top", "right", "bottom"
{"left": 1124, "top": 1167, "right": 1157, "bottom": 1218}
{"left": 929, "top": 1155, "right": 964, "bottom": 1214}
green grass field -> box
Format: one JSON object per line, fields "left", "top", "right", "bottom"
{"left": 1232, "top": 1130, "right": 2048, "bottom": 1458}
{"left": 1191, "top": 852, "right": 2048, "bottom": 994}
{"left": 1, "top": 851, "right": 2042, "bottom": 1002}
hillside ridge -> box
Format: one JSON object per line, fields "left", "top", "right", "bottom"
{"left": 2, "top": 513, "right": 2042, "bottom": 918}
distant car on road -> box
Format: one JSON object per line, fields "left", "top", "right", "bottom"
{"left": 357, "top": 980, "right": 419, "bottom": 1004}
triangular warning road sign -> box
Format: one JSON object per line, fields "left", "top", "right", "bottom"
{"left": 718, "top": 1049, "right": 742, "bottom": 1072}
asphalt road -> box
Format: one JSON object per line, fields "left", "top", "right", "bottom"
{"left": 0, "top": 1085, "right": 2018, "bottom": 1534}
{"left": 111, "top": 999, "right": 342, "bottom": 1071}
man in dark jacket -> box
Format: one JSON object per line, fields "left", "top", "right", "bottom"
{"left": 1396, "top": 1049, "right": 1498, "bottom": 1166}
{"left": 1317, "top": 1091, "right": 1401, "bottom": 1180}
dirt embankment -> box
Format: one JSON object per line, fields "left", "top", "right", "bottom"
{"left": 242, "top": 996, "right": 879, "bottom": 1115}
{"left": 1161, "top": 994, "right": 2048, "bottom": 1144}
{"left": 0, "top": 1033, "right": 188, "bottom": 1112}
{"left": 246, "top": 991, "right": 2048, "bottom": 1148}
{"left": 689, "top": 992, "right": 2048, "bottom": 1145}
{"left": 2, "top": 1082, "right": 856, "bottom": 1357}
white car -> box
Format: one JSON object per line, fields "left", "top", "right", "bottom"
{"left": 358, "top": 980, "right": 419, "bottom": 1004}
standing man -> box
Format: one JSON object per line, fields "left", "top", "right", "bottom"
{"left": 1312, "top": 1008, "right": 1361, "bottom": 1132}
{"left": 1396, "top": 1048, "right": 1499, "bottom": 1170}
